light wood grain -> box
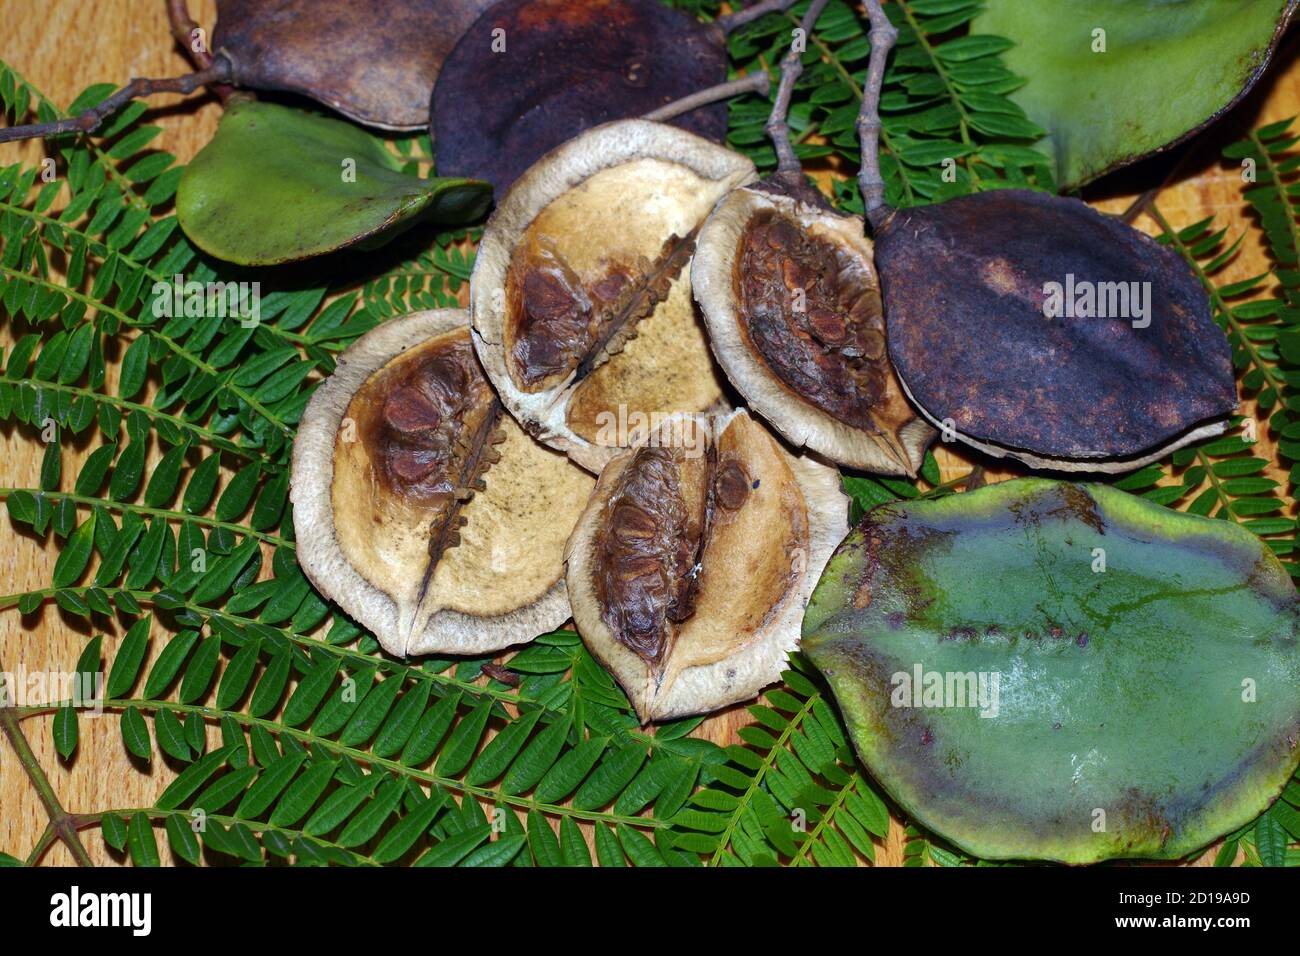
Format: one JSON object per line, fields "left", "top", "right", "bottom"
{"left": 0, "top": 0, "right": 1294, "bottom": 867}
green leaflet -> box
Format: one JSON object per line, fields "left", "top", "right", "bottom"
{"left": 803, "top": 479, "right": 1300, "bottom": 863}
{"left": 176, "top": 100, "right": 491, "bottom": 266}
{"left": 971, "top": 0, "right": 1297, "bottom": 189}
{"left": 127, "top": 812, "right": 160, "bottom": 867}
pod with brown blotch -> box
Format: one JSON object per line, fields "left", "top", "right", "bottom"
{"left": 692, "top": 183, "right": 933, "bottom": 476}
{"left": 875, "top": 188, "right": 1237, "bottom": 473}
{"left": 803, "top": 478, "right": 1300, "bottom": 863}
{"left": 566, "top": 409, "right": 849, "bottom": 722}
{"left": 291, "top": 309, "right": 593, "bottom": 656}
{"left": 213, "top": 0, "right": 495, "bottom": 130}
{"left": 471, "top": 119, "right": 757, "bottom": 473}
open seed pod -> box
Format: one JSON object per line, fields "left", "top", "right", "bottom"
{"left": 291, "top": 309, "right": 593, "bottom": 656}
{"left": 471, "top": 119, "right": 757, "bottom": 472}
{"left": 565, "top": 409, "right": 848, "bottom": 722}
{"left": 213, "top": 0, "right": 495, "bottom": 130}
{"left": 693, "top": 183, "right": 933, "bottom": 475}
{"left": 876, "top": 189, "right": 1237, "bottom": 473}
{"left": 432, "top": 0, "right": 728, "bottom": 194}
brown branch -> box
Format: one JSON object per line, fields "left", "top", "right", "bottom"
{"left": 857, "top": 0, "right": 898, "bottom": 229}
{"left": 0, "top": 61, "right": 231, "bottom": 145}
{"left": 718, "top": 0, "right": 799, "bottom": 34}
{"left": 166, "top": 0, "right": 235, "bottom": 103}
{"left": 166, "top": 0, "right": 212, "bottom": 69}
{"left": 766, "top": 0, "right": 831, "bottom": 173}
{"left": 644, "top": 72, "right": 772, "bottom": 123}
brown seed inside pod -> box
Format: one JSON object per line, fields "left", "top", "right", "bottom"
{"left": 565, "top": 410, "right": 848, "bottom": 722}
{"left": 471, "top": 120, "right": 758, "bottom": 473}
{"left": 692, "top": 186, "right": 932, "bottom": 475}
{"left": 738, "top": 210, "right": 893, "bottom": 430}
{"left": 292, "top": 310, "right": 593, "bottom": 657}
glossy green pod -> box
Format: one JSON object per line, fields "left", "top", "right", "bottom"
{"left": 971, "top": 0, "right": 1298, "bottom": 190}
{"left": 177, "top": 100, "right": 490, "bottom": 266}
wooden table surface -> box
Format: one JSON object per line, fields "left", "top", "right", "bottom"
{"left": 0, "top": 0, "right": 1293, "bottom": 866}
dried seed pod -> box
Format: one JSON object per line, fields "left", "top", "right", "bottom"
{"left": 214, "top": 0, "right": 495, "bottom": 130}
{"left": 844, "top": 2, "right": 1234, "bottom": 473}
{"left": 693, "top": 184, "right": 933, "bottom": 475}
{"left": 565, "top": 409, "right": 848, "bottom": 721}
{"left": 471, "top": 119, "right": 757, "bottom": 472}
{"left": 875, "top": 189, "right": 1238, "bottom": 472}
{"left": 432, "top": 0, "right": 729, "bottom": 194}
{"left": 0, "top": 0, "right": 495, "bottom": 146}
{"left": 292, "top": 309, "right": 593, "bottom": 655}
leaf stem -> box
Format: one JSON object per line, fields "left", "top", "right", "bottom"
{"left": 0, "top": 586, "right": 530, "bottom": 707}
{"left": 708, "top": 690, "right": 819, "bottom": 866}
{"left": 0, "top": 265, "right": 293, "bottom": 437}
{"left": 0, "top": 198, "right": 321, "bottom": 360}
{"left": 90, "top": 696, "right": 665, "bottom": 830}
{"left": 765, "top": 0, "right": 831, "bottom": 173}
{"left": 0, "top": 665, "right": 94, "bottom": 866}
{"left": 74, "top": 806, "right": 378, "bottom": 866}
{"left": 1149, "top": 203, "right": 1286, "bottom": 397}
{"left": 1195, "top": 448, "right": 1242, "bottom": 523}
{"left": 790, "top": 768, "right": 858, "bottom": 866}
{"left": 894, "top": 0, "right": 982, "bottom": 186}
{"left": 778, "top": 7, "right": 913, "bottom": 207}
{"left": 1247, "top": 129, "right": 1300, "bottom": 268}
{"left": 0, "top": 488, "right": 294, "bottom": 549}
{"left": 0, "top": 375, "right": 257, "bottom": 461}
{"left": 0, "top": 61, "right": 149, "bottom": 211}
{"left": 718, "top": 0, "right": 798, "bottom": 33}
{"left": 643, "top": 73, "right": 771, "bottom": 123}
{"left": 0, "top": 63, "right": 231, "bottom": 145}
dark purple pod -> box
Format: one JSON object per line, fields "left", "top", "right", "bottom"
{"left": 431, "top": 0, "right": 728, "bottom": 195}
{"left": 875, "top": 189, "right": 1237, "bottom": 472}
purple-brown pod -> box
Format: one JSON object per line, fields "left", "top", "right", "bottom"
{"left": 432, "top": 0, "right": 728, "bottom": 194}
{"left": 213, "top": 0, "right": 495, "bottom": 130}
{"left": 876, "top": 188, "right": 1237, "bottom": 473}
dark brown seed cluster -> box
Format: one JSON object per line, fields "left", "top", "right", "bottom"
{"left": 507, "top": 232, "right": 694, "bottom": 391}
{"left": 593, "top": 437, "right": 755, "bottom": 665}
{"left": 352, "top": 335, "right": 503, "bottom": 560}
{"left": 595, "top": 446, "right": 706, "bottom": 664}
{"left": 737, "top": 211, "right": 889, "bottom": 431}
